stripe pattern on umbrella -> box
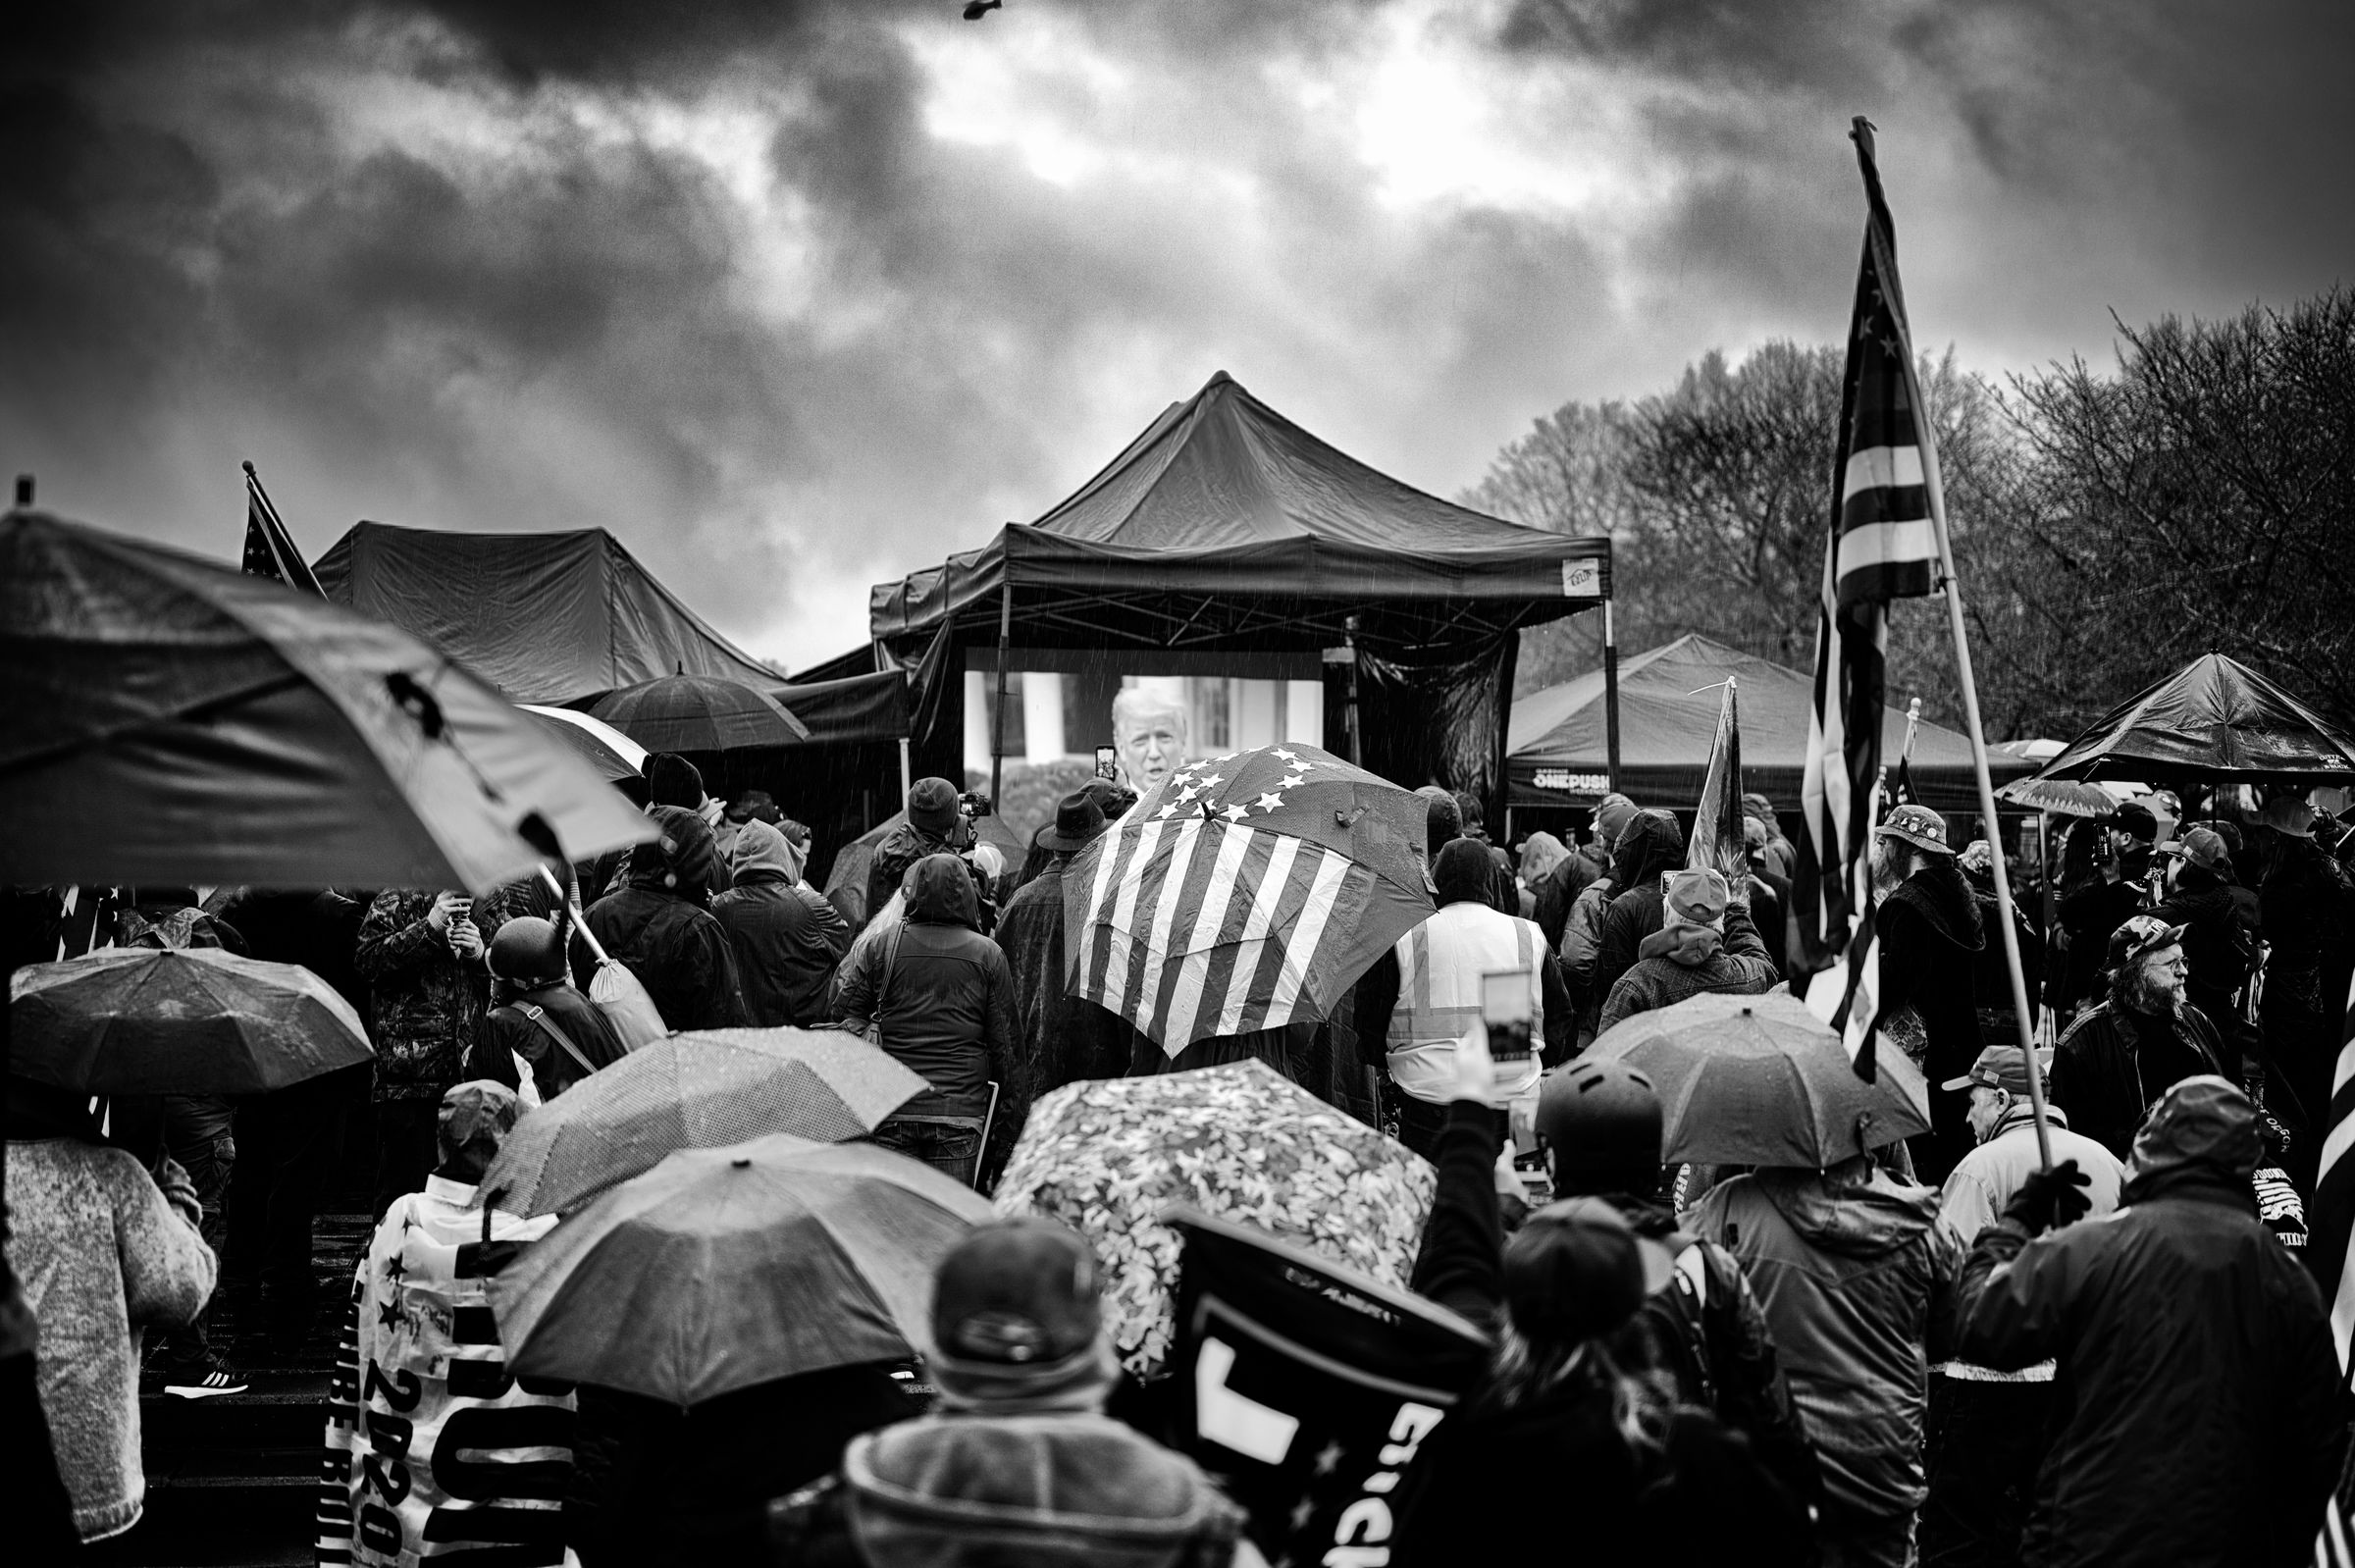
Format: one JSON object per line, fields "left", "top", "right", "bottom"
{"left": 1066, "top": 744, "right": 1430, "bottom": 1054}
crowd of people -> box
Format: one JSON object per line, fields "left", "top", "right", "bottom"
{"left": 6, "top": 744, "right": 2353, "bottom": 1565}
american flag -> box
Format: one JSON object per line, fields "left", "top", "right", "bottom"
{"left": 1795, "top": 119, "right": 1946, "bottom": 1080}
{"left": 241, "top": 459, "right": 324, "bottom": 596}
{"left": 1065, "top": 744, "right": 1432, "bottom": 1055}
{"left": 2314, "top": 967, "right": 2355, "bottom": 1567}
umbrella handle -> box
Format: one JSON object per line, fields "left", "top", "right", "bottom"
{"left": 541, "top": 865, "right": 613, "bottom": 966}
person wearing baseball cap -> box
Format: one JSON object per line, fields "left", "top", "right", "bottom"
{"left": 1390, "top": 1027, "right": 1811, "bottom": 1564}
{"left": 2046, "top": 915, "right": 2229, "bottom": 1163}
{"left": 1593, "top": 867, "right": 1778, "bottom": 1036}
{"left": 770, "top": 1218, "right": 1252, "bottom": 1566}
{"left": 1870, "top": 803, "right": 1989, "bottom": 1184}
{"left": 994, "top": 791, "right": 1130, "bottom": 1110}
{"left": 1950, "top": 1075, "right": 2341, "bottom": 1567}
{"left": 2253, "top": 793, "right": 2354, "bottom": 1192}
{"left": 2053, "top": 800, "right": 2162, "bottom": 1027}
{"left": 2151, "top": 825, "right": 2259, "bottom": 1050}
{"left": 1920, "top": 1047, "right": 2125, "bottom": 1562}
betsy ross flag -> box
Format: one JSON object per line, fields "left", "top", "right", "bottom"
{"left": 1066, "top": 744, "right": 1432, "bottom": 1055}
{"left": 1794, "top": 118, "right": 1947, "bottom": 1080}
{"left": 241, "top": 460, "right": 324, "bottom": 596}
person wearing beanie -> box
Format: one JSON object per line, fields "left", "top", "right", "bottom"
{"left": 1353, "top": 837, "right": 1571, "bottom": 1158}
{"left": 2252, "top": 794, "right": 2355, "bottom": 1190}
{"left": 1951, "top": 1076, "right": 2342, "bottom": 1568}
{"left": 466, "top": 915, "right": 631, "bottom": 1101}
{"left": 2152, "top": 825, "right": 2258, "bottom": 1054}
{"left": 1743, "top": 792, "right": 1797, "bottom": 882}
{"left": 585, "top": 805, "right": 751, "bottom": 1032}
{"left": 1417, "top": 784, "right": 1463, "bottom": 862}
{"left": 711, "top": 818, "right": 853, "bottom": 1028}
{"left": 1388, "top": 1029, "right": 1811, "bottom": 1566}
{"left": 2055, "top": 800, "right": 2160, "bottom": 1020}
{"left": 1685, "top": 1111, "right": 1963, "bottom": 1564}
{"left": 1594, "top": 866, "right": 1779, "bottom": 1035}
{"left": 863, "top": 777, "right": 985, "bottom": 934}
{"left": 643, "top": 752, "right": 706, "bottom": 811}
{"left": 768, "top": 1218, "right": 1257, "bottom": 1567}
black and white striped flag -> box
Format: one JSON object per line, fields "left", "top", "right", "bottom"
{"left": 1795, "top": 119, "right": 1946, "bottom": 1080}
{"left": 2322, "top": 969, "right": 2355, "bottom": 1565}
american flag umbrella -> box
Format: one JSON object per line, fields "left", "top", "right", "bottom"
{"left": 1063, "top": 743, "right": 1432, "bottom": 1055}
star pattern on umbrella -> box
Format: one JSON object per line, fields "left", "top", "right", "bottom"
{"left": 1312, "top": 1438, "right": 1346, "bottom": 1476}
{"left": 1288, "top": 1494, "right": 1317, "bottom": 1532}
{"left": 376, "top": 1298, "right": 404, "bottom": 1331}
{"left": 382, "top": 1253, "right": 407, "bottom": 1282}
{"left": 1165, "top": 752, "right": 1323, "bottom": 821}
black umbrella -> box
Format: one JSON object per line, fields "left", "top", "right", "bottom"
{"left": 11, "top": 947, "right": 373, "bottom": 1095}
{"left": 590, "top": 672, "right": 810, "bottom": 752}
{"left": 2029, "top": 653, "right": 2355, "bottom": 786}
{"left": 0, "top": 510, "right": 655, "bottom": 892}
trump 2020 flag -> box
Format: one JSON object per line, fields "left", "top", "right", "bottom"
{"left": 1794, "top": 118, "right": 1946, "bottom": 1081}
{"left": 1165, "top": 1207, "right": 1489, "bottom": 1565}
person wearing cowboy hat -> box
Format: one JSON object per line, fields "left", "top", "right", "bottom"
{"left": 2045, "top": 915, "right": 2230, "bottom": 1163}
{"left": 1869, "top": 804, "right": 1988, "bottom": 1185}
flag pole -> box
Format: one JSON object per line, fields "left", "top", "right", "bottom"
{"left": 1901, "top": 333, "right": 2053, "bottom": 1172}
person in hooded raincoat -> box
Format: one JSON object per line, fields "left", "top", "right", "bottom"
{"left": 994, "top": 793, "right": 1130, "bottom": 1107}
{"left": 1595, "top": 867, "right": 1779, "bottom": 1034}
{"left": 1582, "top": 809, "right": 1696, "bottom": 1047}
{"left": 711, "top": 818, "right": 852, "bottom": 1028}
{"left": 1950, "top": 1075, "right": 2343, "bottom": 1568}
{"left": 836, "top": 854, "right": 1018, "bottom": 1187}
{"left": 1685, "top": 1147, "right": 1964, "bottom": 1568}
{"left": 584, "top": 805, "right": 750, "bottom": 1033}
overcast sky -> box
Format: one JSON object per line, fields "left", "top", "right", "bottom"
{"left": 7, "top": 0, "right": 2349, "bottom": 672}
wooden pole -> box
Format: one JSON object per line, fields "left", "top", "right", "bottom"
{"left": 1907, "top": 359, "right": 2054, "bottom": 1169}
{"left": 1602, "top": 600, "right": 1623, "bottom": 792}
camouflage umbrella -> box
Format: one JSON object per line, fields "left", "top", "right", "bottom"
{"left": 993, "top": 1060, "right": 1434, "bottom": 1376}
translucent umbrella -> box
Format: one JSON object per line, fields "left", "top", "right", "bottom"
{"left": 480, "top": 1027, "right": 928, "bottom": 1217}
{"left": 518, "top": 704, "right": 646, "bottom": 783}
{"left": 9, "top": 947, "right": 372, "bottom": 1095}
{"left": 0, "top": 510, "right": 654, "bottom": 893}
{"left": 1588, "top": 990, "right": 1931, "bottom": 1167}
{"left": 490, "top": 1135, "right": 991, "bottom": 1406}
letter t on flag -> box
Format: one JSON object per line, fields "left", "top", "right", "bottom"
{"left": 1793, "top": 118, "right": 1946, "bottom": 1081}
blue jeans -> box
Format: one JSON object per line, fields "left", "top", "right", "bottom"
{"left": 871, "top": 1117, "right": 982, "bottom": 1187}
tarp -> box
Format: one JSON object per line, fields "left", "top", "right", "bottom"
{"left": 869, "top": 371, "right": 1611, "bottom": 813}
{"left": 315, "top": 522, "right": 781, "bottom": 706}
{"left": 770, "top": 670, "right": 907, "bottom": 749}
{"left": 1507, "top": 634, "right": 2033, "bottom": 815}
{"left": 2025, "top": 652, "right": 2355, "bottom": 786}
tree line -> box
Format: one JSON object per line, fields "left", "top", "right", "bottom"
{"left": 1470, "top": 287, "right": 2355, "bottom": 739}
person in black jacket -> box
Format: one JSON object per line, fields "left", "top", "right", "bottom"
{"left": 1582, "top": 810, "right": 1692, "bottom": 1045}
{"left": 1950, "top": 1075, "right": 2343, "bottom": 1568}
{"left": 1391, "top": 1026, "right": 1811, "bottom": 1568}
{"left": 469, "top": 916, "right": 630, "bottom": 1101}
{"left": 2047, "top": 916, "right": 2229, "bottom": 1163}
{"left": 2253, "top": 796, "right": 2355, "bottom": 1190}
{"left": 2054, "top": 802, "right": 2158, "bottom": 1020}
{"left": 2152, "top": 826, "right": 2255, "bottom": 1073}
{"left": 836, "top": 854, "right": 1018, "bottom": 1187}
{"left": 585, "top": 806, "right": 751, "bottom": 1032}
{"left": 712, "top": 819, "right": 852, "bottom": 1027}
{"left": 1871, "top": 805, "right": 1986, "bottom": 1185}
{"left": 1957, "top": 838, "right": 2044, "bottom": 1051}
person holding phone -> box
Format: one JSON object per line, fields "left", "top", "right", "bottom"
{"left": 1356, "top": 838, "right": 1571, "bottom": 1158}
{"left": 355, "top": 887, "right": 512, "bottom": 1219}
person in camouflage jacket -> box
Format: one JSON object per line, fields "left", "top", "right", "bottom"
{"left": 354, "top": 888, "right": 513, "bottom": 1214}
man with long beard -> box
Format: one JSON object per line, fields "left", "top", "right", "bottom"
{"left": 2045, "top": 915, "right": 2230, "bottom": 1163}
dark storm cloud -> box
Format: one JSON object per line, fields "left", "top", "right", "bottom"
{"left": 2, "top": 0, "right": 2346, "bottom": 668}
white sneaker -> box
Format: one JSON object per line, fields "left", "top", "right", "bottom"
{"left": 163, "top": 1362, "right": 249, "bottom": 1399}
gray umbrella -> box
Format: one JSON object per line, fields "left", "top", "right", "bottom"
{"left": 1588, "top": 990, "right": 1931, "bottom": 1166}
{"left": 480, "top": 1026, "right": 928, "bottom": 1217}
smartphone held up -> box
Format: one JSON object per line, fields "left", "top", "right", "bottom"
{"left": 1481, "top": 967, "right": 1536, "bottom": 1063}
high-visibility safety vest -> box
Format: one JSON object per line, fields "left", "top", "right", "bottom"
{"left": 1386, "top": 903, "right": 1545, "bottom": 1106}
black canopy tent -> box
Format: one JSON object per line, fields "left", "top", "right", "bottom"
{"left": 2022, "top": 652, "right": 2355, "bottom": 787}
{"left": 315, "top": 522, "right": 783, "bottom": 706}
{"left": 316, "top": 522, "right": 912, "bottom": 875}
{"left": 1508, "top": 634, "right": 2035, "bottom": 818}
{"left": 869, "top": 371, "right": 1615, "bottom": 817}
